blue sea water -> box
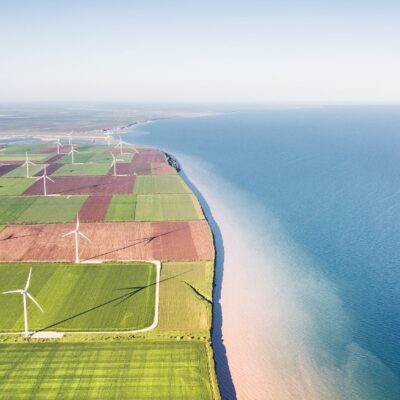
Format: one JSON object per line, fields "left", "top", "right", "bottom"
{"left": 126, "top": 106, "right": 400, "bottom": 399}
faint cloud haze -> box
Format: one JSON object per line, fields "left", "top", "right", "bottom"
{"left": 1, "top": 0, "right": 399, "bottom": 102}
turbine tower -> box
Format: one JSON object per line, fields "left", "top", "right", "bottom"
{"left": 68, "top": 144, "right": 79, "bottom": 164}
{"left": 22, "top": 152, "right": 36, "bottom": 178}
{"left": 2, "top": 268, "right": 44, "bottom": 337}
{"left": 55, "top": 138, "right": 63, "bottom": 154}
{"left": 36, "top": 165, "right": 54, "bottom": 196}
{"left": 104, "top": 132, "right": 112, "bottom": 147}
{"left": 115, "top": 136, "right": 125, "bottom": 154}
{"left": 63, "top": 214, "right": 91, "bottom": 263}
{"left": 110, "top": 153, "right": 123, "bottom": 176}
{"left": 66, "top": 131, "right": 73, "bottom": 145}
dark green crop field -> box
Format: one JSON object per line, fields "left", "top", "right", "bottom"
{"left": 0, "top": 263, "right": 156, "bottom": 332}
{"left": 0, "top": 341, "right": 215, "bottom": 399}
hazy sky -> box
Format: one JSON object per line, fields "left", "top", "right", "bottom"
{"left": 1, "top": 0, "right": 399, "bottom": 102}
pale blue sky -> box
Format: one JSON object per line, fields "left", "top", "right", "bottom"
{"left": 1, "top": 0, "right": 399, "bottom": 102}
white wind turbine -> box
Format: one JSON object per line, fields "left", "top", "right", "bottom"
{"left": 110, "top": 152, "right": 123, "bottom": 176}
{"left": 55, "top": 138, "right": 63, "bottom": 154}
{"left": 66, "top": 131, "right": 73, "bottom": 145}
{"left": 22, "top": 152, "right": 36, "bottom": 178}
{"left": 63, "top": 214, "right": 91, "bottom": 263}
{"left": 68, "top": 144, "right": 79, "bottom": 164}
{"left": 104, "top": 132, "right": 112, "bottom": 147}
{"left": 114, "top": 136, "right": 125, "bottom": 154}
{"left": 36, "top": 165, "right": 54, "bottom": 196}
{"left": 2, "top": 268, "right": 44, "bottom": 337}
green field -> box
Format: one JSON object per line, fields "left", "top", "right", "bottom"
{"left": 0, "top": 154, "right": 48, "bottom": 162}
{"left": 0, "top": 341, "right": 215, "bottom": 399}
{"left": 0, "top": 178, "right": 34, "bottom": 195}
{"left": 52, "top": 163, "right": 111, "bottom": 176}
{"left": 135, "top": 194, "right": 204, "bottom": 221}
{"left": 90, "top": 152, "right": 133, "bottom": 163}
{"left": 0, "top": 196, "right": 87, "bottom": 224}
{"left": 58, "top": 151, "right": 133, "bottom": 164}
{"left": 3, "top": 164, "right": 44, "bottom": 178}
{"left": 0, "top": 144, "right": 48, "bottom": 154}
{"left": 157, "top": 262, "right": 213, "bottom": 332}
{"left": 105, "top": 195, "right": 137, "bottom": 221}
{"left": 134, "top": 176, "right": 191, "bottom": 194}
{"left": 58, "top": 151, "right": 94, "bottom": 164}
{"left": 0, "top": 263, "right": 156, "bottom": 331}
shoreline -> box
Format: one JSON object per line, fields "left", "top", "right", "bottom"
{"left": 176, "top": 163, "right": 236, "bottom": 399}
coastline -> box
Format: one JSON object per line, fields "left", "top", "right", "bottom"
{"left": 179, "top": 166, "right": 236, "bottom": 399}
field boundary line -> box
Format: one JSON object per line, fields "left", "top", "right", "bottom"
{"left": 0, "top": 260, "right": 161, "bottom": 338}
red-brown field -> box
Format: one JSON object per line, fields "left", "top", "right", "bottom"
{"left": 23, "top": 175, "right": 134, "bottom": 196}
{"left": 0, "top": 221, "right": 214, "bottom": 262}
{"left": 43, "top": 154, "right": 64, "bottom": 163}
{"left": 33, "top": 163, "right": 62, "bottom": 176}
{"left": 133, "top": 152, "right": 167, "bottom": 164}
{"left": 151, "top": 162, "right": 176, "bottom": 175}
{"left": 79, "top": 195, "right": 112, "bottom": 221}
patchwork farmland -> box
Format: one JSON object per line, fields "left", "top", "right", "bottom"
{"left": 0, "top": 141, "right": 219, "bottom": 399}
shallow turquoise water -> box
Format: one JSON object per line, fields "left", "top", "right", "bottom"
{"left": 126, "top": 106, "right": 400, "bottom": 399}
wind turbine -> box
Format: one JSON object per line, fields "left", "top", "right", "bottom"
{"left": 22, "top": 152, "right": 36, "bottom": 178}
{"left": 114, "top": 136, "right": 125, "bottom": 154}
{"left": 36, "top": 165, "right": 54, "bottom": 196}
{"left": 104, "top": 132, "right": 112, "bottom": 147}
{"left": 2, "top": 268, "right": 43, "bottom": 337}
{"left": 55, "top": 138, "right": 63, "bottom": 154}
{"left": 110, "top": 153, "right": 123, "bottom": 176}
{"left": 68, "top": 144, "right": 79, "bottom": 164}
{"left": 66, "top": 131, "right": 73, "bottom": 145}
{"left": 63, "top": 213, "right": 91, "bottom": 263}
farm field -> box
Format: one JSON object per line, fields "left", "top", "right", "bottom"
{"left": 52, "top": 163, "right": 111, "bottom": 176}
{"left": 0, "top": 221, "right": 214, "bottom": 262}
{"left": 157, "top": 262, "right": 213, "bottom": 332}
{"left": 105, "top": 194, "right": 137, "bottom": 221}
{"left": 3, "top": 164, "right": 44, "bottom": 178}
{"left": 0, "top": 262, "right": 156, "bottom": 331}
{"left": 0, "top": 341, "right": 216, "bottom": 400}
{"left": 0, "top": 154, "right": 48, "bottom": 162}
{"left": 23, "top": 175, "right": 134, "bottom": 195}
{"left": 134, "top": 175, "right": 191, "bottom": 194}
{"left": 135, "top": 194, "right": 204, "bottom": 221}
{"left": 0, "top": 178, "right": 35, "bottom": 195}
{"left": 0, "top": 196, "right": 87, "bottom": 224}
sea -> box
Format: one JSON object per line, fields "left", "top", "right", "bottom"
{"left": 125, "top": 105, "right": 400, "bottom": 400}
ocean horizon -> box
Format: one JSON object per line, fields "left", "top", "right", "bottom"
{"left": 126, "top": 105, "right": 400, "bottom": 399}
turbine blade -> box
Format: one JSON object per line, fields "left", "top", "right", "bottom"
{"left": 46, "top": 176, "right": 55, "bottom": 183}
{"left": 78, "top": 231, "right": 91, "bottom": 242}
{"left": 26, "top": 292, "right": 44, "bottom": 312}
{"left": 2, "top": 289, "right": 22, "bottom": 294}
{"left": 62, "top": 230, "right": 76, "bottom": 237}
{"left": 25, "top": 268, "right": 32, "bottom": 291}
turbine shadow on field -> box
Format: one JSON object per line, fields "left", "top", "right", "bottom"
{"left": 83, "top": 228, "right": 185, "bottom": 261}
{"left": 32, "top": 271, "right": 190, "bottom": 335}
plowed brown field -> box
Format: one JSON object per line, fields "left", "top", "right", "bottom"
{"left": 0, "top": 221, "right": 213, "bottom": 262}
{"left": 23, "top": 175, "right": 134, "bottom": 196}
{"left": 79, "top": 196, "right": 112, "bottom": 221}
